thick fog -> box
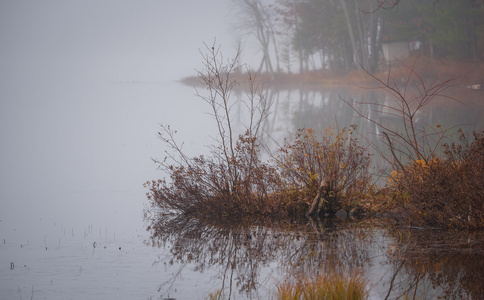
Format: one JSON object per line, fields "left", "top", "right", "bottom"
{"left": 2, "top": 1, "right": 484, "bottom": 299}
{"left": 0, "top": 0, "right": 241, "bottom": 82}
{"left": 0, "top": 0, "right": 247, "bottom": 238}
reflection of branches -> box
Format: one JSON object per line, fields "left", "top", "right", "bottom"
{"left": 374, "top": 0, "right": 401, "bottom": 12}
{"left": 147, "top": 214, "right": 281, "bottom": 298}
{"left": 145, "top": 213, "right": 380, "bottom": 298}
{"left": 157, "top": 261, "right": 187, "bottom": 297}
{"left": 384, "top": 260, "right": 404, "bottom": 300}
{"left": 146, "top": 212, "right": 484, "bottom": 299}
{"left": 387, "top": 228, "right": 484, "bottom": 300}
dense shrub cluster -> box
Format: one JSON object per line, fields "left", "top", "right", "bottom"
{"left": 145, "top": 43, "right": 373, "bottom": 220}
{"left": 390, "top": 131, "right": 484, "bottom": 228}
{"left": 146, "top": 132, "right": 285, "bottom": 218}
{"left": 145, "top": 126, "right": 373, "bottom": 219}
{"left": 277, "top": 126, "right": 372, "bottom": 214}
{"left": 146, "top": 43, "right": 483, "bottom": 229}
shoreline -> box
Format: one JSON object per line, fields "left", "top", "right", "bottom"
{"left": 180, "top": 59, "right": 484, "bottom": 91}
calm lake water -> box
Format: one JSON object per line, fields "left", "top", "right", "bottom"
{"left": 1, "top": 78, "right": 483, "bottom": 299}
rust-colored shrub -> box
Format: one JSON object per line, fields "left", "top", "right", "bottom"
{"left": 390, "top": 131, "right": 484, "bottom": 228}
{"left": 146, "top": 43, "right": 374, "bottom": 219}
{"left": 276, "top": 126, "right": 372, "bottom": 215}
{"left": 145, "top": 131, "right": 286, "bottom": 218}
{"left": 145, "top": 42, "right": 289, "bottom": 219}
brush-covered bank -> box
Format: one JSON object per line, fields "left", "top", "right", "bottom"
{"left": 180, "top": 58, "right": 484, "bottom": 92}
{"left": 148, "top": 44, "right": 484, "bottom": 230}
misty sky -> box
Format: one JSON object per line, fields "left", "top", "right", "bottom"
{"left": 0, "top": 1, "right": 248, "bottom": 223}
{"left": 0, "top": 0, "right": 243, "bottom": 83}
{"left": 0, "top": 3, "right": 257, "bottom": 295}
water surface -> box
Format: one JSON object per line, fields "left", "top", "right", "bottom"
{"left": 1, "top": 77, "right": 483, "bottom": 299}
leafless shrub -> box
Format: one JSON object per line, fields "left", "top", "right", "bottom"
{"left": 145, "top": 42, "right": 285, "bottom": 218}
{"left": 146, "top": 42, "right": 376, "bottom": 219}
{"left": 342, "top": 62, "right": 459, "bottom": 173}
{"left": 341, "top": 62, "right": 484, "bottom": 228}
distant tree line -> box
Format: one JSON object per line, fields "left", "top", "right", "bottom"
{"left": 234, "top": 0, "right": 484, "bottom": 75}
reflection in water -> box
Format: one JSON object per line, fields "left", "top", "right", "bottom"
{"left": 144, "top": 211, "right": 484, "bottom": 299}
{"left": 198, "top": 82, "right": 483, "bottom": 182}
{"left": 259, "top": 85, "right": 484, "bottom": 184}
{"left": 148, "top": 84, "right": 484, "bottom": 299}
{"left": 385, "top": 228, "right": 484, "bottom": 300}
{"left": 262, "top": 86, "right": 484, "bottom": 141}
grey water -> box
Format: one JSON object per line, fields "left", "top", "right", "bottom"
{"left": 0, "top": 79, "right": 214, "bottom": 299}
{"left": 1, "top": 76, "right": 484, "bottom": 299}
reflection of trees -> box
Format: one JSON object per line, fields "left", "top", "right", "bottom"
{"left": 260, "top": 85, "right": 484, "bottom": 182}
{"left": 384, "top": 228, "right": 484, "bottom": 300}
{"left": 263, "top": 87, "right": 388, "bottom": 179}
{"left": 213, "top": 84, "right": 484, "bottom": 164}
{"left": 146, "top": 214, "right": 292, "bottom": 298}
{"left": 144, "top": 210, "right": 484, "bottom": 299}
{"left": 264, "top": 88, "right": 378, "bottom": 144}
{"left": 145, "top": 213, "right": 381, "bottom": 298}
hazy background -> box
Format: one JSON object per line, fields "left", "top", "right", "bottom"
{"left": 0, "top": 0, "right": 254, "bottom": 240}
{"left": 0, "top": 0, "right": 240, "bottom": 83}
{"left": 1, "top": 2, "right": 483, "bottom": 299}
{"left": 2, "top": 0, "right": 482, "bottom": 238}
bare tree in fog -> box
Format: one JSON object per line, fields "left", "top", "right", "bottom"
{"left": 233, "top": 0, "right": 280, "bottom": 77}
{"left": 233, "top": 0, "right": 484, "bottom": 74}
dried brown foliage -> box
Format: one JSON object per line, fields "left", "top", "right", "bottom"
{"left": 145, "top": 132, "right": 285, "bottom": 218}
{"left": 390, "top": 131, "right": 484, "bottom": 228}
{"left": 276, "top": 126, "right": 372, "bottom": 214}
{"left": 343, "top": 61, "right": 484, "bottom": 228}
{"left": 145, "top": 42, "right": 376, "bottom": 219}
{"left": 145, "top": 42, "right": 288, "bottom": 218}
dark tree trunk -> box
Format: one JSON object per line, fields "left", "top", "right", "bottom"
{"left": 307, "top": 179, "right": 329, "bottom": 216}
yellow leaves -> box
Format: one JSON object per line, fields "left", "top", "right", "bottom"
{"left": 276, "top": 126, "right": 371, "bottom": 200}
{"left": 414, "top": 159, "right": 428, "bottom": 168}
{"left": 388, "top": 170, "right": 400, "bottom": 186}
{"left": 414, "top": 158, "right": 441, "bottom": 169}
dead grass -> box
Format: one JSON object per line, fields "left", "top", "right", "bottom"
{"left": 276, "top": 271, "right": 368, "bottom": 300}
